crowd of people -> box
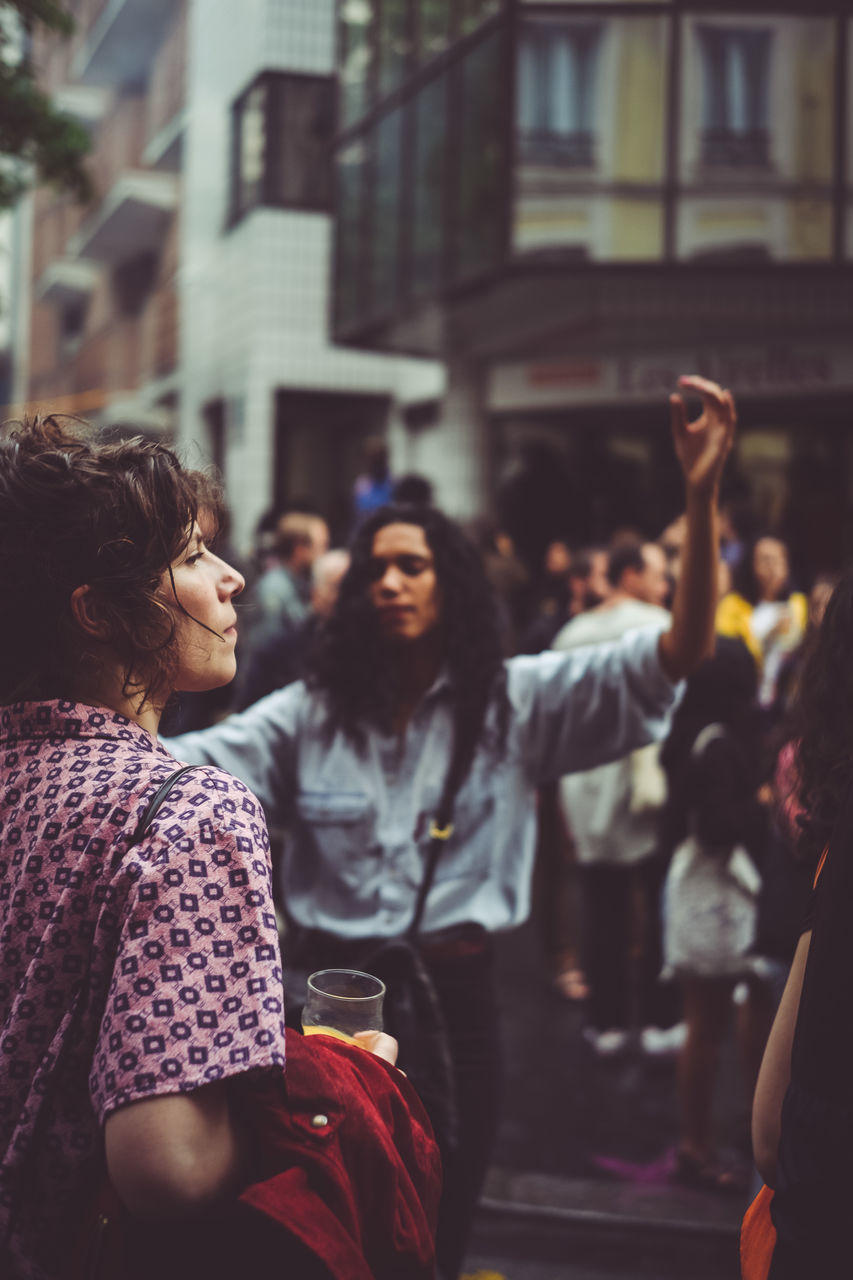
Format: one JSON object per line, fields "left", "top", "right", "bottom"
{"left": 0, "top": 375, "right": 848, "bottom": 1279}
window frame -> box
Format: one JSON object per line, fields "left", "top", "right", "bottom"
{"left": 331, "top": 1, "right": 853, "bottom": 344}
{"left": 228, "top": 70, "right": 335, "bottom": 228}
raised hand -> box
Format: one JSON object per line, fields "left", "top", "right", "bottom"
{"left": 670, "top": 375, "right": 736, "bottom": 498}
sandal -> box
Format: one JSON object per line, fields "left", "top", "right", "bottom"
{"left": 673, "top": 1148, "right": 749, "bottom": 1196}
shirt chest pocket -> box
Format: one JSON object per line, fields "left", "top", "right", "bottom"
{"left": 426, "top": 792, "right": 494, "bottom": 884}
{"left": 295, "top": 790, "right": 374, "bottom": 872}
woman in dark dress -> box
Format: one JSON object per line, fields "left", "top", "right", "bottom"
{"left": 751, "top": 568, "right": 853, "bottom": 1278}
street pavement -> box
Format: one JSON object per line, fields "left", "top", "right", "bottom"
{"left": 462, "top": 914, "right": 751, "bottom": 1279}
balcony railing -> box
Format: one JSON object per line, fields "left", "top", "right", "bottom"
{"left": 70, "top": 171, "right": 179, "bottom": 265}
{"left": 700, "top": 128, "right": 771, "bottom": 169}
{"left": 145, "top": 8, "right": 187, "bottom": 169}
{"left": 72, "top": 0, "right": 176, "bottom": 89}
{"left": 518, "top": 129, "right": 596, "bottom": 169}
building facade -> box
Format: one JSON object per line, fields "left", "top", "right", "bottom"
{"left": 332, "top": 0, "right": 853, "bottom": 573}
{"left": 15, "top": 0, "right": 443, "bottom": 553}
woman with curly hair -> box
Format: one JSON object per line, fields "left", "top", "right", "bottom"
{"left": 168, "top": 375, "right": 736, "bottom": 1279}
{"left": 0, "top": 417, "right": 428, "bottom": 1280}
{"left": 751, "top": 569, "right": 853, "bottom": 1277}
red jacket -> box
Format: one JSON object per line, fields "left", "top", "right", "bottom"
{"left": 238, "top": 1028, "right": 442, "bottom": 1279}
{"left": 73, "top": 1030, "right": 441, "bottom": 1280}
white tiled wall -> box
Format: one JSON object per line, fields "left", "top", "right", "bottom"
{"left": 179, "top": 0, "right": 455, "bottom": 553}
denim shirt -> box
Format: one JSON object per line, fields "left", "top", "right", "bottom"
{"left": 165, "top": 625, "right": 679, "bottom": 938}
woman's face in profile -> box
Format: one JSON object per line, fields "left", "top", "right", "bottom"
{"left": 164, "top": 522, "right": 245, "bottom": 692}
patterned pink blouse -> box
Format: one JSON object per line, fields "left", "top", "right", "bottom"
{"left": 0, "top": 701, "right": 287, "bottom": 1279}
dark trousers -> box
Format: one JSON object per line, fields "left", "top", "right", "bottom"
{"left": 284, "top": 928, "right": 502, "bottom": 1280}
{"left": 421, "top": 940, "right": 502, "bottom": 1280}
{"left": 581, "top": 852, "right": 680, "bottom": 1032}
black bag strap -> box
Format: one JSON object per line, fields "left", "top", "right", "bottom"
{"left": 128, "top": 764, "right": 200, "bottom": 848}
{"left": 405, "top": 707, "right": 484, "bottom": 941}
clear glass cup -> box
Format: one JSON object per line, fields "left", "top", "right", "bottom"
{"left": 301, "top": 968, "right": 386, "bottom": 1044}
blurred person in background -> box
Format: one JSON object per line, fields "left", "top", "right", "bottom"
{"left": 236, "top": 548, "right": 351, "bottom": 711}
{"left": 163, "top": 375, "right": 735, "bottom": 1278}
{"left": 523, "top": 540, "right": 610, "bottom": 1004}
{"left": 659, "top": 638, "right": 771, "bottom": 1192}
{"left": 518, "top": 538, "right": 572, "bottom": 654}
{"left": 552, "top": 539, "right": 682, "bottom": 1057}
{"left": 717, "top": 536, "right": 807, "bottom": 722}
{"left": 251, "top": 511, "right": 330, "bottom": 643}
{"left": 569, "top": 545, "right": 611, "bottom": 616}
{"left": 352, "top": 437, "right": 394, "bottom": 527}
{"left": 748, "top": 573, "right": 841, "bottom": 1014}
{"left": 750, "top": 567, "right": 853, "bottom": 1278}
{"left": 467, "top": 516, "right": 530, "bottom": 654}
{"left": 392, "top": 472, "right": 435, "bottom": 507}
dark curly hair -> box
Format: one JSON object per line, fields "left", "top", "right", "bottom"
{"left": 0, "top": 415, "right": 220, "bottom": 707}
{"left": 733, "top": 534, "right": 792, "bottom": 605}
{"left": 792, "top": 569, "right": 851, "bottom": 864}
{"left": 308, "top": 504, "right": 510, "bottom": 797}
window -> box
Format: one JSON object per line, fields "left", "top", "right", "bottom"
{"left": 452, "top": 27, "right": 505, "bottom": 280}
{"left": 339, "top": 0, "right": 376, "bottom": 127}
{"left": 517, "top": 23, "right": 602, "bottom": 167}
{"left": 334, "top": 139, "right": 368, "bottom": 331}
{"left": 229, "top": 73, "right": 334, "bottom": 224}
{"left": 370, "top": 108, "right": 404, "bottom": 315}
{"left": 418, "top": 0, "right": 450, "bottom": 64}
{"left": 460, "top": 0, "right": 501, "bottom": 36}
{"left": 232, "top": 81, "right": 267, "bottom": 220}
{"left": 268, "top": 76, "right": 335, "bottom": 208}
{"left": 412, "top": 72, "right": 448, "bottom": 296}
{"left": 378, "top": 0, "right": 411, "bottom": 98}
{"left": 697, "top": 26, "right": 772, "bottom": 167}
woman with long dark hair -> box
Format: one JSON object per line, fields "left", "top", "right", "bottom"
{"left": 751, "top": 568, "right": 853, "bottom": 1277}
{"left": 717, "top": 535, "right": 807, "bottom": 713}
{"left": 0, "top": 417, "right": 427, "bottom": 1280}
{"left": 167, "top": 374, "right": 736, "bottom": 1279}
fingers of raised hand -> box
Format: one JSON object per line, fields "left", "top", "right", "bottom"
{"left": 676, "top": 375, "right": 735, "bottom": 431}
{"left": 669, "top": 393, "right": 688, "bottom": 445}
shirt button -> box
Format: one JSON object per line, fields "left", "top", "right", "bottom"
{"left": 311, "top": 1114, "right": 329, "bottom": 1128}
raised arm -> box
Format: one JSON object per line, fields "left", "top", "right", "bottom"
{"left": 658, "top": 375, "right": 736, "bottom": 682}
{"left": 752, "top": 930, "right": 810, "bottom": 1187}
{"left": 163, "top": 683, "right": 303, "bottom": 827}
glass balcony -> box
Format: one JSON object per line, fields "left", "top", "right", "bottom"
{"left": 72, "top": 0, "right": 175, "bottom": 88}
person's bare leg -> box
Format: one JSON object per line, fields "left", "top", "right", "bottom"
{"left": 678, "top": 977, "right": 734, "bottom": 1162}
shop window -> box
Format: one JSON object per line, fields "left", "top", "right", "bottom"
{"left": 517, "top": 23, "right": 601, "bottom": 167}
{"left": 697, "top": 26, "right": 772, "bottom": 168}
{"left": 229, "top": 73, "right": 334, "bottom": 224}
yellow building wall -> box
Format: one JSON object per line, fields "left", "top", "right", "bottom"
{"left": 611, "top": 18, "right": 667, "bottom": 183}
{"left": 787, "top": 200, "right": 834, "bottom": 259}
{"left": 791, "top": 21, "right": 835, "bottom": 183}
{"left": 609, "top": 201, "right": 664, "bottom": 259}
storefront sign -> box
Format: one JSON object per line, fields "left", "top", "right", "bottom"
{"left": 488, "top": 343, "right": 853, "bottom": 413}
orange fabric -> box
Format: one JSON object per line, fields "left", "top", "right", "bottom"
{"left": 814, "top": 847, "right": 828, "bottom": 889}
{"left": 740, "top": 1183, "right": 776, "bottom": 1280}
